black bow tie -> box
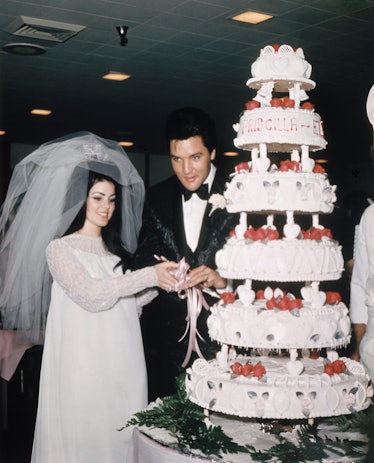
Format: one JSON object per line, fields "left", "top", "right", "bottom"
{"left": 183, "top": 183, "right": 209, "bottom": 201}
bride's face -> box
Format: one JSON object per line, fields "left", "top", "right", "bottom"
{"left": 85, "top": 179, "right": 116, "bottom": 231}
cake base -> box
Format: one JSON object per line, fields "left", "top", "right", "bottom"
{"left": 186, "top": 356, "right": 372, "bottom": 420}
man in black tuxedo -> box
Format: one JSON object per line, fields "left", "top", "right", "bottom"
{"left": 133, "top": 107, "right": 237, "bottom": 400}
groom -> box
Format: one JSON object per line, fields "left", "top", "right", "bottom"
{"left": 133, "top": 107, "right": 238, "bottom": 400}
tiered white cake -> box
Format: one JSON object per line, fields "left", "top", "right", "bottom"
{"left": 186, "top": 44, "right": 372, "bottom": 420}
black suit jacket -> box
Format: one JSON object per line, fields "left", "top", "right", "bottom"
{"left": 133, "top": 167, "right": 238, "bottom": 399}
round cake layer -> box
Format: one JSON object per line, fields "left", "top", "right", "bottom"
{"left": 216, "top": 237, "right": 344, "bottom": 282}
{"left": 186, "top": 357, "right": 372, "bottom": 420}
{"left": 208, "top": 300, "right": 351, "bottom": 350}
{"left": 233, "top": 107, "right": 326, "bottom": 152}
{"left": 225, "top": 170, "right": 336, "bottom": 214}
{"left": 250, "top": 45, "right": 312, "bottom": 82}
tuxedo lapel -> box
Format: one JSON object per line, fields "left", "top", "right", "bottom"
{"left": 194, "top": 169, "right": 227, "bottom": 257}
{"left": 171, "top": 182, "right": 193, "bottom": 262}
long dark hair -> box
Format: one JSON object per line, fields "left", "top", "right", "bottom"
{"left": 64, "top": 171, "right": 132, "bottom": 271}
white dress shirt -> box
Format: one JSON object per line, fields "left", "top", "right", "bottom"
{"left": 182, "top": 165, "right": 216, "bottom": 251}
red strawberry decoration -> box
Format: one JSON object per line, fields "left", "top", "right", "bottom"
{"left": 235, "top": 162, "right": 250, "bottom": 173}
{"left": 267, "top": 228, "right": 279, "bottom": 240}
{"left": 253, "top": 363, "right": 266, "bottom": 379}
{"left": 309, "top": 349, "right": 320, "bottom": 360}
{"left": 324, "top": 359, "right": 346, "bottom": 376}
{"left": 229, "top": 230, "right": 236, "bottom": 237}
{"left": 242, "top": 363, "right": 254, "bottom": 377}
{"left": 245, "top": 100, "right": 260, "bottom": 110}
{"left": 244, "top": 227, "right": 257, "bottom": 240}
{"left": 332, "top": 359, "right": 346, "bottom": 374}
{"left": 272, "top": 44, "right": 280, "bottom": 51}
{"left": 230, "top": 362, "right": 243, "bottom": 375}
{"left": 230, "top": 361, "right": 266, "bottom": 379}
{"left": 325, "top": 292, "right": 342, "bottom": 305}
{"left": 270, "top": 98, "right": 283, "bottom": 107}
{"left": 301, "top": 102, "right": 314, "bottom": 110}
{"left": 279, "top": 160, "right": 300, "bottom": 172}
{"left": 277, "top": 297, "right": 290, "bottom": 311}
{"left": 283, "top": 96, "right": 295, "bottom": 108}
{"left": 266, "top": 297, "right": 276, "bottom": 310}
{"left": 256, "top": 289, "right": 265, "bottom": 299}
{"left": 310, "top": 228, "right": 322, "bottom": 240}
{"left": 288, "top": 298, "right": 302, "bottom": 310}
{"left": 220, "top": 292, "right": 235, "bottom": 304}
{"left": 313, "top": 164, "right": 325, "bottom": 174}
{"left": 321, "top": 228, "right": 333, "bottom": 239}
{"left": 324, "top": 363, "right": 334, "bottom": 375}
{"left": 256, "top": 227, "right": 267, "bottom": 241}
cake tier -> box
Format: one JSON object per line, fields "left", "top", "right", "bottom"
{"left": 208, "top": 300, "right": 351, "bottom": 350}
{"left": 225, "top": 170, "right": 335, "bottom": 214}
{"left": 246, "top": 76, "right": 315, "bottom": 92}
{"left": 233, "top": 107, "right": 326, "bottom": 152}
{"left": 186, "top": 356, "right": 372, "bottom": 420}
{"left": 216, "top": 237, "right": 344, "bottom": 282}
{"left": 249, "top": 44, "right": 313, "bottom": 85}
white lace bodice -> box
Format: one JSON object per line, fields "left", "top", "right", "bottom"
{"left": 46, "top": 234, "right": 158, "bottom": 314}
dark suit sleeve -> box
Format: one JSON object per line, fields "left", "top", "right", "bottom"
{"left": 133, "top": 180, "right": 181, "bottom": 270}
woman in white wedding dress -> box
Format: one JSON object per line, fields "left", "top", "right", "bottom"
{"left": 0, "top": 132, "right": 177, "bottom": 463}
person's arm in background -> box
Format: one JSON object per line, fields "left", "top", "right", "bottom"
{"left": 350, "top": 206, "right": 372, "bottom": 360}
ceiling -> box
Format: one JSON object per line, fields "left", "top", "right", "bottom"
{"left": 0, "top": 0, "right": 374, "bottom": 167}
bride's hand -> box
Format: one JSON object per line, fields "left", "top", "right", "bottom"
{"left": 155, "top": 261, "right": 178, "bottom": 292}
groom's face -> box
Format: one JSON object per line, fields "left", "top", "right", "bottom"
{"left": 169, "top": 135, "right": 216, "bottom": 192}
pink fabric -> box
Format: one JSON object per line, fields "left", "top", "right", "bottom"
{"left": 171, "top": 258, "right": 210, "bottom": 368}
{"left": 0, "top": 330, "right": 32, "bottom": 381}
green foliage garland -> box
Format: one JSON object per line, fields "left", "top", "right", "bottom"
{"left": 124, "top": 374, "right": 371, "bottom": 462}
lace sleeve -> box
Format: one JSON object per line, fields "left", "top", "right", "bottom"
{"left": 46, "top": 239, "right": 158, "bottom": 313}
{"left": 135, "top": 288, "right": 159, "bottom": 317}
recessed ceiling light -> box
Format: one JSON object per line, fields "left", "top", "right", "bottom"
{"left": 119, "top": 141, "right": 134, "bottom": 147}
{"left": 0, "top": 130, "right": 6, "bottom": 136}
{"left": 224, "top": 151, "right": 239, "bottom": 157}
{"left": 232, "top": 11, "right": 273, "bottom": 25}
{"left": 316, "top": 159, "right": 328, "bottom": 164}
{"left": 31, "top": 109, "right": 52, "bottom": 116}
{"left": 2, "top": 42, "right": 46, "bottom": 55}
{"left": 103, "top": 72, "right": 131, "bottom": 81}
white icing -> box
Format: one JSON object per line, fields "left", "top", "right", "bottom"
{"left": 225, "top": 171, "right": 336, "bottom": 214}
{"left": 186, "top": 357, "right": 371, "bottom": 420}
{"left": 207, "top": 300, "right": 351, "bottom": 349}
{"left": 185, "top": 43, "right": 372, "bottom": 426}
{"left": 233, "top": 107, "right": 326, "bottom": 153}
{"left": 216, "top": 238, "right": 344, "bottom": 282}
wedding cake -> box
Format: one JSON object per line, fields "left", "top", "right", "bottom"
{"left": 185, "top": 44, "right": 372, "bottom": 421}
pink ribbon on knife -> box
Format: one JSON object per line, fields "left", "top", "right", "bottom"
{"left": 171, "top": 258, "right": 210, "bottom": 368}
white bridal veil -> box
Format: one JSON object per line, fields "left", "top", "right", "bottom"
{"left": 0, "top": 131, "right": 145, "bottom": 344}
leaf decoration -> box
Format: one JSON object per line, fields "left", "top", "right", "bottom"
{"left": 123, "top": 374, "right": 371, "bottom": 461}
